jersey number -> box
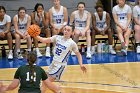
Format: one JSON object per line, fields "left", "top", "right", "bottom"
{"left": 119, "top": 17, "right": 124, "bottom": 20}
{"left": 26, "top": 72, "right": 36, "bottom": 82}
{"left": 56, "top": 19, "right": 61, "bottom": 24}
{"left": 55, "top": 48, "right": 62, "bottom": 56}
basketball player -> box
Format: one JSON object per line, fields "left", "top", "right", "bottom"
{"left": 133, "top": 0, "right": 140, "bottom": 53}
{"left": 31, "top": 3, "right": 51, "bottom": 57}
{"left": 0, "top": 6, "right": 13, "bottom": 59}
{"left": 112, "top": 0, "right": 132, "bottom": 55}
{"left": 0, "top": 52, "right": 60, "bottom": 93}
{"left": 70, "top": 2, "right": 91, "bottom": 58}
{"left": 49, "top": 0, "right": 68, "bottom": 35}
{"left": 31, "top": 25, "right": 87, "bottom": 93}
{"left": 13, "top": 7, "right": 32, "bottom": 59}
{"left": 91, "top": 5, "right": 116, "bottom": 55}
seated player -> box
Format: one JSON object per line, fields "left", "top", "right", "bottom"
{"left": 91, "top": 5, "right": 116, "bottom": 55}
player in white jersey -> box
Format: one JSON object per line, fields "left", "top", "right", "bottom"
{"left": 70, "top": 2, "right": 91, "bottom": 58}
{"left": 0, "top": 6, "right": 13, "bottom": 59}
{"left": 49, "top": 0, "right": 68, "bottom": 35}
{"left": 91, "top": 5, "right": 116, "bottom": 55}
{"left": 31, "top": 25, "right": 87, "bottom": 93}
{"left": 31, "top": 3, "right": 51, "bottom": 57}
{"left": 13, "top": 7, "right": 32, "bottom": 59}
{"left": 112, "top": 0, "right": 132, "bottom": 55}
{"left": 133, "top": 0, "right": 140, "bottom": 53}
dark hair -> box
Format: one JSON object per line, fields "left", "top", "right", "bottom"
{"left": 27, "top": 52, "right": 37, "bottom": 83}
{"left": 95, "top": 5, "right": 104, "bottom": 10}
{"left": 18, "top": 7, "right": 26, "bottom": 12}
{"left": 0, "top": 6, "right": 6, "bottom": 13}
{"left": 77, "top": 2, "right": 85, "bottom": 7}
{"left": 34, "top": 3, "right": 44, "bottom": 12}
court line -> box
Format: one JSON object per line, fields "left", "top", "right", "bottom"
{"left": 1, "top": 79, "right": 140, "bottom": 89}
{"left": 56, "top": 80, "right": 140, "bottom": 89}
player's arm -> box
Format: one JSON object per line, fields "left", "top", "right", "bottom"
{"left": 92, "top": 14, "right": 100, "bottom": 32}
{"left": 44, "top": 12, "right": 50, "bottom": 28}
{"left": 84, "top": 12, "right": 91, "bottom": 32}
{"left": 126, "top": 13, "right": 132, "bottom": 29}
{"left": 70, "top": 11, "right": 75, "bottom": 26}
{"left": 49, "top": 9, "right": 55, "bottom": 28}
{"left": 62, "top": 7, "right": 68, "bottom": 27}
{"left": 43, "top": 79, "right": 60, "bottom": 93}
{"left": 31, "top": 12, "right": 38, "bottom": 25}
{"left": 4, "top": 79, "right": 19, "bottom": 91}
{"left": 13, "top": 15, "right": 23, "bottom": 36}
{"left": 103, "top": 13, "right": 110, "bottom": 32}
{"left": 35, "top": 36, "right": 51, "bottom": 43}
{"left": 73, "top": 42, "right": 87, "bottom": 73}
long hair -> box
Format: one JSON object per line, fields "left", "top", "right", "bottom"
{"left": 0, "top": 6, "right": 6, "bottom": 13}
{"left": 34, "top": 3, "right": 44, "bottom": 12}
{"left": 27, "top": 52, "right": 37, "bottom": 83}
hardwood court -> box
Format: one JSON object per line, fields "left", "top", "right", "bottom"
{"left": 0, "top": 62, "right": 140, "bottom": 93}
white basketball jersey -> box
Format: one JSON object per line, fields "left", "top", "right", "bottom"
{"left": 74, "top": 10, "right": 88, "bottom": 29}
{"left": 52, "top": 6, "right": 64, "bottom": 28}
{"left": 0, "top": 14, "right": 11, "bottom": 32}
{"left": 94, "top": 11, "right": 107, "bottom": 30}
{"left": 16, "top": 14, "right": 28, "bottom": 33}
{"left": 133, "top": 5, "right": 140, "bottom": 22}
{"left": 112, "top": 4, "right": 132, "bottom": 27}
{"left": 51, "top": 35, "right": 78, "bottom": 65}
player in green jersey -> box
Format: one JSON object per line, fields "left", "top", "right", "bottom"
{"left": 0, "top": 52, "right": 60, "bottom": 93}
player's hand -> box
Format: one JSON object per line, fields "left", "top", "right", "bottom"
{"left": 0, "top": 32, "right": 5, "bottom": 38}
{"left": 80, "top": 65, "right": 87, "bottom": 73}
{"left": 0, "top": 82, "right": 6, "bottom": 93}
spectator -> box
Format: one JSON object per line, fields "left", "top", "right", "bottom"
{"left": 70, "top": 2, "right": 91, "bottom": 58}
{"left": 13, "top": 7, "right": 32, "bottom": 59}
{"left": 133, "top": 0, "right": 140, "bottom": 53}
{"left": 91, "top": 5, "right": 116, "bottom": 55}
{"left": 112, "top": 0, "right": 132, "bottom": 55}
{"left": 0, "top": 6, "right": 13, "bottom": 59}
{"left": 31, "top": 3, "right": 51, "bottom": 57}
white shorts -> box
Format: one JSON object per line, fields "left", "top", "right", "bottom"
{"left": 75, "top": 27, "right": 85, "bottom": 32}
{"left": 47, "top": 61, "right": 66, "bottom": 80}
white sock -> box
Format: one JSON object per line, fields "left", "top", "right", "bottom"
{"left": 9, "top": 50, "right": 13, "bottom": 53}
{"left": 87, "top": 46, "right": 91, "bottom": 53}
{"left": 28, "top": 49, "right": 31, "bottom": 52}
{"left": 17, "top": 49, "right": 20, "bottom": 53}
{"left": 46, "top": 47, "right": 50, "bottom": 52}
{"left": 91, "top": 46, "right": 95, "bottom": 51}
{"left": 36, "top": 48, "right": 40, "bottom": 52}
{"left": 109, "top": 45, "right": 113, "bottom": 50}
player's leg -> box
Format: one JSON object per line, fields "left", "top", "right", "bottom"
{"left": 26, "top": 35, "right": 32, "bottom": 53}
{"left": 6, "top": 32, "right": 13, "bottom": 59}
{"left": 45, "top": 28, "right": 51, "bottom": 57}
{"left": 86, "top": 29, "right": 91, "bottom": 58}
{"left": 134, "top": 25, "right": 140, "bottom": 53}
{"left": 106, "top": 28, "right": 116, "bottom": 54}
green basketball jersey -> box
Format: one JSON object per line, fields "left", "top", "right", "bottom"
{"left": 14, "top": 65, "right": 47, "bottom": 93}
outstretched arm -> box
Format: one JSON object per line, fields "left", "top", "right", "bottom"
{"left": 0, "top": 79, "right": 19, "bottom": 92}
{"left": 75, "top": 51, "right": 87, "bottom": 73}
{"left": 35, "top": 36, "right": 52, "bottom": 44}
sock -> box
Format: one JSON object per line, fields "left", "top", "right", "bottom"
{"left": 9, "top": 50, "right": 13, "bottom": 53}
{"left": 35, "top": 48, "right": 39, "bottom": 52}
{"left": 87, "top": 46, "right": 91, "bottom": 53}
{"left": 17, "top": 49, "right": 20, "bottom": 53}
{"left": 109, "top": 45, "right": 113, "bottom": 50}
{"left": 91, "top": 46, "right": 95, "bottom": 51}
{"left": 28, "top": 49, "right": 31, "bottom": 52}
{"left": 46, "top": 47, "right": 50, "bottom": 52}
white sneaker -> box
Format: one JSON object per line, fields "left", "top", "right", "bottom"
{"left": 17, "top": 53, "right": 23, "bottom": 59}
{"left": 121, "top": 49, "right": 127, "bottom": 56}
{"left": 36, "top": 51, "right": 42, "bottom": 57}
{"left": 8, "top": 51, "right": 13, "bottom": 59}
{"left": 71, "top": 51, "right": 76, "bottom": 56}
{"left": 86, "top": 52, "right": 91, "bottom": 59}
{"left": 109, "top": 49, "right": 116, "bottom": 55}
{"left": 45, "top": 51, "right": 51, "bottom": 57}
{"left": 137, "top": 46, "right": 140, "bottom": 53}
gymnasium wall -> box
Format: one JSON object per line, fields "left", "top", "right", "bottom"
{"left": 0, "top": 0, "right": 97, "bottom": 18}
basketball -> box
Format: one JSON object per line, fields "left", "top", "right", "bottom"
{"left": 27, "top": 24, "right": 41, "bottom": 37}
